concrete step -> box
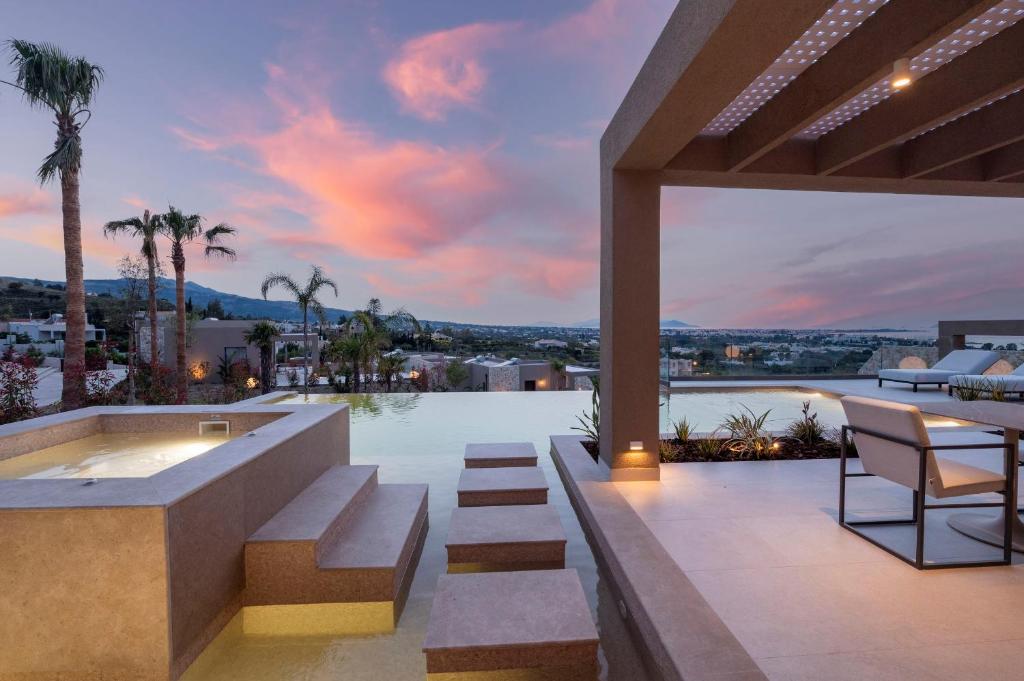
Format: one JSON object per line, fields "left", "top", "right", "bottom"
{"left": 464, "top": 442, "right": 538, "bottom": 468}
{"left": 244, "top": 465, "right": 379, "bottom": 611}
{"left": 457, "top": 467, "right": 549, "bottom": 507}
{"left": 423, "top": 569, "right": 599, "bottom": 677}
{"left": 447, "top": 505, "right": 566, "bottom": 572}
{"left": 245, "top": 464, "right": 378, "bottom": 563}
{"left": 320, "top": 484, "right": 429, "bottom": 602}
{"left": 243, "top": 482, "right": 429, "bottom": 635}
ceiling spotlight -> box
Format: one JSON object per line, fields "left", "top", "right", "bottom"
{"left": 891, "top": 58, "right": 913, "bottom": 90}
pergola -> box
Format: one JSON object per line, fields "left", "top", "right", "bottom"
{"left": 599, "top": 0, "right": 1024, "bottom": 480}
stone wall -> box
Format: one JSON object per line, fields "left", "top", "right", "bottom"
{"left": 487, "top": 365, "right": 519, "bottom": 392}
{"left": 859, "top": 346, "right": 1024, "bottom": 374}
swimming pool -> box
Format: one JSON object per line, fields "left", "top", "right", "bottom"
{"left": 183, "top": 391, "right": 651, "bottom": 681}
{"left": 183, "top": 389, "right": 962, "bottom": 680}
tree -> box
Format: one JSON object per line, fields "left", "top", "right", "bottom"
{"left": 260, "top": 265, "right": 338, "bottom": 396}
{"left": 203, "top": 298, "right": 226, "bottom": 319}
{"left": 550, "top": 358, "right": 567, "bottom": 390}
{"left": 445, "top": 361, "right": 469, "bottom": 391}
{"left": 115, "top": 255, "right": 147, "bottom": 404}
{"left": 104, "top": 209, "right": 162, "bottom": 369}
{"left": 4, "top": 40, "right": 103, "bottom": 409}
{"left": 244, "top": 321, "right": 280, "bottom": 395}
{"left": 158, "top": 206, "right": 236, "bottom": 403}
{"left": 376, "top": 352, "right": 405, "bottom": 392}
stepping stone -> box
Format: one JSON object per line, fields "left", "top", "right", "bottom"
{"left": 423, "top": 569, "right": 598, "bottom": 677}
{"left": 446, "top": 505, "right": 566, "bottom": 572}
{"left": 457, "top": 467, "right": 548, "bottom": 507}
{"left": 464, "top": 442, "right": 538, "bottom": 468}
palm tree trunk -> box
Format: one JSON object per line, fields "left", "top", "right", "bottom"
{"left": 60, "top": 170, "right": 86, "bottom": 410}
{"left": 261, "top": 346, "right": 272, "bottom": 394}
{"left": 302, "top": 307, "right": 309, "bottom": 396}
{"left": 147, "top": 249, "right": 159, "bottom": 368}
{"left": 172, "top": 244, "right": 187, "bottom": 404}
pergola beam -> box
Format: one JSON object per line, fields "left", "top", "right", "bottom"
{"left": 902, "top": 91, "right": 1024, "bottom": 178}
{"left": 602, "top": 0, "right": 831, "bottom": 171}
{"left": 985, "top": 139, "right": 1024, "bottom": 181}
{"left": 817, "top": 18, "right": 1024, "bottom": 175}
{"left": 726, "top": 0, "right": 999, "bottom": 172}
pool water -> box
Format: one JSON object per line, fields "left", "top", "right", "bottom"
{"left": 0, "top": 432, "right": 234, "bottom": 479}
{"left": 272, "top": 388, "right": 957, "bottom": 433}
{"left": 183, "top": 392, "right": 651, "bottom": 681}
{"left": 183, "top": 388, "right": 962, "bottom": 680}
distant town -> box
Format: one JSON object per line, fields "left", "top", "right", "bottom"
{"left": 3, "top": 273, "right": 1002, "bottom": 406}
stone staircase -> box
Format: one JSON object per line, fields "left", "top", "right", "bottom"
{"left": 424, "top": 442, "right": 597, "bottom": 678}
{"left": 243, "top": 464, "right": 427, "bottom": 635}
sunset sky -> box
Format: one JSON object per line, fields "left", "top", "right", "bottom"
{"left": 1, "top": 0, "right": 1021, "bottom": 328}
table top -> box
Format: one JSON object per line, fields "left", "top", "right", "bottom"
{"left": 915, "top": 400, "right": 1024, "bottom": 431}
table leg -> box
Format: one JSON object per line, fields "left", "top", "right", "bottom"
{"left": 947, "top": 428, "right": 1024, "bottom": 552}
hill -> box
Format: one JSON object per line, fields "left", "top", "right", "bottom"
{"left": 2, "top": 276, "right": 353, "bottom": 323}
{"left": 569, "top": 318, "right": 696, "bottom": 329}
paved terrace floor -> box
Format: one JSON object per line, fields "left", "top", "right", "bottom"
{"left": 618, "top": 378, "right": 1024, "bottom": 680}
{"left": 668, "top": 377, "right": 966, "bottom": 404}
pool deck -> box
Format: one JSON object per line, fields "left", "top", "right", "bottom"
{"left": 554, "top": 378, "right": 1024, "bottom": 681}
{"left": 667, "top": 376, "right": 959, "bottom": 403}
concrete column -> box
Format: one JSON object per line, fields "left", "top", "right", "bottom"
{"left": 599, "top": 167, "right": 661, "bottom": 481}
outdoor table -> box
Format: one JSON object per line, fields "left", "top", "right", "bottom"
{"left": 915, "top": 400, "right": 1024, "bottom": 552}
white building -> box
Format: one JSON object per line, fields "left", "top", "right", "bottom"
{"left": 534, "top": 339, "right": 569, "bottom": 350}
{"left": 660, "top": 357, "right": 693, "bottom": 377}
{"left": 6, "top": 314, "right": 106, "bottom": 343}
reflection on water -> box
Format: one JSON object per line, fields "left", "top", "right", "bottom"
{"left": 183, "top": 392, "right": 650, "bottom": 681}
{"left": 274, "top": 388, "right": 868, "bottom": 432}
{"left": 0, "top": 432, "right": 233, "bottom": 479}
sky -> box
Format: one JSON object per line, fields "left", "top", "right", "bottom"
{"left": 0, "top": 0, "right": 1021, "bottom": 329}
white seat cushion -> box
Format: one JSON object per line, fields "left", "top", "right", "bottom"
{"left": 930, "top": 457, "right": 1005, "bottom": 498}
{"left": 879, "top": 368, "right": 957, "bottom": 383}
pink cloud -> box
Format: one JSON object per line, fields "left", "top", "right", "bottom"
{"left": 120, "top": 195, "right": 150, "bottom": 210}
{"left": 540, "top": 0, "right": 627, "bottom": 49}
{"left": 171, "top": 45, "right": 600, "bottom": 312}
{"left": 0, "top": 188, "right": 50, "bottom": 218}
{"left": 383, "top": 22, "right": 518, "bottom": 121}
{"left": 731, "top": 240, "right": 1024, "bottom": 328}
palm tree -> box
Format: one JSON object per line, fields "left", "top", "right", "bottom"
{"left": 550, "top": 358, "right": 567, "bottom": 390}
{"left": 4, "top": 40, "right": 103, "bottom": 409}
{"left": 103, "top": 209, "right": 162, "bottom": 369}
{"left": 158, "top": 206, "right": 236, "bottom": 403}
{"left": 243, "top": 321, "right": 280, "bottom": 395}
{"left": 260, "top": 266, "right": 338, "bottom": 396}
{"left": 335, "top": 335, "right": 364, "bottom": 393}
{"left": 376, "top": 352, "right": 405, "bottom": 392}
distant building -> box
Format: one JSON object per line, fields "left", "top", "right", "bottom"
{"left": 136, "top": 316, "right": 320, "bottom": 383}
{"left": 431, "top": 331, "right": 453, "bottom": 343}
{"left": 533, "top": 339, "right": 568, "bottom": 350}
{"left": 464, "top": 356, "right": 562, "bottom": 392}
{"left": 4, "top": 314, "right": 106, "bottom": 343}
{"left": 660, "top": 357, "right": 693, "bottom": 377}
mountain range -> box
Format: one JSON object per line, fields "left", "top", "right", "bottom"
{"left": 9, "top": 276, "right": 354, "bottom": 323}
{"left": 6, "top": 275, "right": 697, "bottom": 329}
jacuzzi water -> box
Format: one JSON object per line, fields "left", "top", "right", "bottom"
{"left": 0, "top": 432, "right": 234, "bottom": 479}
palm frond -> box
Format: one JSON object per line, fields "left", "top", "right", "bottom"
{"left": 260, "top": 273, "right": 301, "bottom": 300}
{"left": 5, "top": 39, "right": 103, "bottom": 114}
{"left": 307, "top": 265, "right": 339, "bottom": 298}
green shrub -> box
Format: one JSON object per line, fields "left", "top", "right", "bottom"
{"left": 785, "top": 400, "right": 825, "bottom": 445}
{"left": 672, "top": 416, "right": 693, "bottom": 442}
{"left": 720, "top": 405, "right": 778, "bottom": 459}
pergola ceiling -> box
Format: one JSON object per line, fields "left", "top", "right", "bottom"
{"left": 603, "top": 0, "right": 1024, "bottom": 197}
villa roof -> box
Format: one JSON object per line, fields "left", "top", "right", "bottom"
{"left": 603, "top": 0, "right": 1024, "bottom": 197}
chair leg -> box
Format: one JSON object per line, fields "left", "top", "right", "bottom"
{"left": 1004, "top": 445, "right": 1014, "bottom": 564}
{"left": 914, "top": 490, "right": 926, "bottom": 569}
{"left": 911, "top": 490, "right": 919, "bottom": 524}
{"left": 878, "top": 378, "right": 882, "bottom": 388}
{"left": 913, "top": 383, "right": 918, "bottom": 393}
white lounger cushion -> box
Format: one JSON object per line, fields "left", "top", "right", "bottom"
{"left": 878, "top": 368, "right": 958, "bottom": 383}
{"left": 879, "top": 350, "right": 1000, "bottom": 384}
{"left": 948, "top": 373, "right": 1024, "bottom": 391}
{"left": 931, "top": 349, "right": 1000, "bottom": 373}
{"left": 841, "top": 396, "right": 1005, "bottom": 499}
